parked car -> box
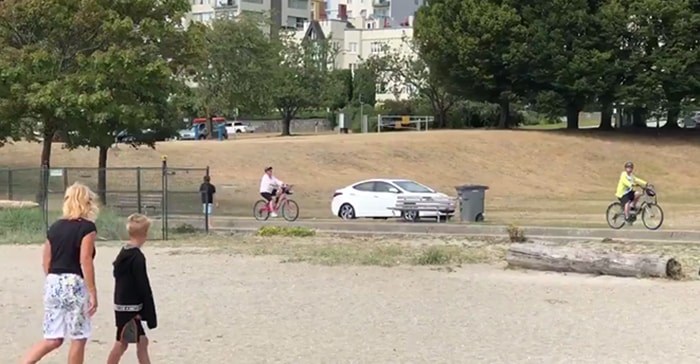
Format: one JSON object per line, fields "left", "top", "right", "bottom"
{"left": 681, "top": 111, "right": 699, "bottom": 128}
{"left": 225, "top": 121, "right": 255, "bottom": 134}
{"left": 115, "top": 129, "right": 170, "bottom": 144}
{"left": 175, "top": 127, "right": 196, "bottom": 140}
{"left": 331, "top": 179, "right": 455, "bottom": 220}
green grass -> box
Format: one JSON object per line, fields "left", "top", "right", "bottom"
{"left": 160, "top": 235, "right": 509, "bottom": 267}
{"left": 257, "top": 226, "right": 316, "bottom": 237}
{"left": 0, "top": 208, "right": 160, "bottom": 244}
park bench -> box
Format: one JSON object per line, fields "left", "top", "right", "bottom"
{"left": 388, "top": 195, "right": 456, "bottom": 222}
{"left": 113, "top": 193, "right": 163, "bottom": 216}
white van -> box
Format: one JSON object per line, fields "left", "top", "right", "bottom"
{"left": 224, "top": 121, "right": 255, "bottom": 134}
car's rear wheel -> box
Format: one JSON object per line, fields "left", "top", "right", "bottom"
{"left": 402, "top": 210, "right": 419, "bottom": 222}
{"left": 338, "top": 203, "right": 356, "bottom": 220}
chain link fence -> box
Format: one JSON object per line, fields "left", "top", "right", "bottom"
{"left": 0, "top": 161, "right": 208, "bottom": 240}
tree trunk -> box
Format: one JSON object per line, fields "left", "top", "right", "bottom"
{"left": 632, "top": 108, "right": 646, "bottom": 128}
{"left": 205, "top": 108, "right": 214, "bottom": 139}
{"left": 565, "top": 103, "right": 580, "bottom": 129}
{"left": 281, "top": 114, "right": 292, "bottom": 136}
{"left": 497, "top": 97, "right": 510, "bottom": 129}
{"left": 36, "top": 128, "right": 54, "bottom": 203}
{"left": 599, "top": 100, "right": 614, "bottom": 130}
{"left": 506, "top": 243, "right": 683, "bottom": 279}
{"left": 663, "top": 99, "right": 681, "bottom": 129}
{"left": 97, "top": 146, "right": 108, "bottom": 205}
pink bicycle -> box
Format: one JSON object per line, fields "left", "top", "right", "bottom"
{"left": 253, "top": 185, "right": 299, "bottom": 221}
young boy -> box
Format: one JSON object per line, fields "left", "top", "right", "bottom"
{"left": 107, "top": 214, "right": 157, "bottom": 364}
{"left": 199, "top": 175, "right": 217, "bottom": 229}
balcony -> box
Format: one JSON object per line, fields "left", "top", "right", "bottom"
{"left": 373, "top": 0, "right": 390, "bottom": 7}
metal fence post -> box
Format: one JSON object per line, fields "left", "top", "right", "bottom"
{"left": 204, "top": 166, "right": 210, "bottom": 233}
{"left": 7, "top": 169, "right": 12, "bottom": 200}
{"left": 161, "top": 156, "right": 168, "bottom": 240}
{"left": 136, "top": 167, "right": 142, "bottom": 214}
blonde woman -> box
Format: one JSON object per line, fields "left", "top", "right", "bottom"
{"left": 22, "top": 182, "right": 99, "bottom": 364}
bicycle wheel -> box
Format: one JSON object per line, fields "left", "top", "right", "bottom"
{"left": 253, "top": 200, "right": 270, "bottom": 221}
{"left": 282, "top": 199, "right": 300, "bottom": 222}
{"left": 606, "top": 202, "right": 626, "bottom": 229}
{"left": 641, "top": 203, "right": 664, "bottom": 230}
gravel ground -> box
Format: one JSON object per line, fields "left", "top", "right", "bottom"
{"left": 3, "top": 245, "right": 700, "bottom": 363}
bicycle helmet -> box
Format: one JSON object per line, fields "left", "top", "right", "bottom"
{"left": 624, "top": 161, "right": 634, "bottom": 168}
{"left": 264, "top": 166, "right": 273, "bottom": 172}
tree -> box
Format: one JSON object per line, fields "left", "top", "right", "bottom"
{"left": 271, "top": 36, "right": 338, "bottom": 136}
{"left": 376, "top": 37, "right": 458, "bottom": 128}
{"left": 626, "top": 0, "right": 700, "bottom": 129}
{"left": 62, "top": 0, "right": 196, "bottom": 202}
{"left": 415, "top": 0, "right": 528, "bottom": 128}
{"left": 0, "top": 0, "right": 109, "bottom": 170}
{"left": 193, "top": 16, "right": 279, "bottom": 138}
{"left": 519, "top": 0, "right": 614, "bottom": 129}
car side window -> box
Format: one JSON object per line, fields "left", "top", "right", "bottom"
{"left": 373, "top": 182, "right": 396, "bottom": 193}
{"left": 353, "top": 182, "right": 375, "bottom": 192}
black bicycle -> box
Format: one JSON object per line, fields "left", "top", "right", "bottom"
{"left": 605, "top": 184, "right": 664, "bottom": 230}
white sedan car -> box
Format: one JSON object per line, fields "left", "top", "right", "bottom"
{"left": 331, "top": 179, "right": 455, "bottom": 220}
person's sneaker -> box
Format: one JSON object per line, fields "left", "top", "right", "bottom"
{"left": 270, "top": 212, "right": 278, "bottom": 218}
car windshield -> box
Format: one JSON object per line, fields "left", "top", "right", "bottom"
{"left": 392, "top": 180, "right": 434, "bottom": 193}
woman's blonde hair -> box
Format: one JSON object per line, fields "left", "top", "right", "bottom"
{"left": 62, "top": 182, "right": 99, "bottom": 221}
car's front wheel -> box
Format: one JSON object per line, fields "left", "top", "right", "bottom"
{"left": 338, "top": 203, "right": 356, "bottom": 220}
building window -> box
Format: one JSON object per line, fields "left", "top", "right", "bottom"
{"left": 288, "top": 0, "right": 308, "bottom": 9}
{"left": 376, "top": 81, "right": 387, "bottom": 94}
{"left": 242, "top": 0, "right": 263, "bottom": 3}
{"left": 370, "top": 41, "right": 383, "bottom": 53}
{"left": 347, "top": 42, "right": 358, "bottom": 53}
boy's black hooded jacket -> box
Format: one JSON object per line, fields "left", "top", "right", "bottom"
{"left": 113, "top": 245, "right": 157, "bottom": 329}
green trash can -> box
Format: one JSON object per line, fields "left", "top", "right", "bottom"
{"left": 455, "top": 185, "right": 489, "bottom": 222}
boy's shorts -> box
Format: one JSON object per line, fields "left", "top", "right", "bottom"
{"left": 115, "top": 313, "right": 145, "bottom": 343}
{"left": 203, "top": 203, "right": 213, "bottom": 215}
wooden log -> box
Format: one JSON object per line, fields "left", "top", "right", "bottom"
{"left": 506, "top": 243, "right": 682, "bottom": 279}
{"left": 0, "top": 200, "right": 40, "bottom": 209}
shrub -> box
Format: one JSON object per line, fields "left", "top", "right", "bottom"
{"left": 507, "top": 224, "right": 527, "bottom": 242}
{"left": 257, "top": 226, "right": 316, "bottom": 237}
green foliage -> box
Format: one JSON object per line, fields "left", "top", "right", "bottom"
{"left": 350, "top": 66, "right": 377, "bottom": 106}
{"left": 270, "top": 36, "right": 340, "bottom": 135}
{"left": 415, "top": 0, "right": 528, "bottom": 128}
{"left": 194, "top": 17, "right": 279, "bottom": 120}
{"left": 257, "top": 226, "right": 316, "bottom": 237}
{"left": 0, "top": 0, "right": 197, "bottom": 175}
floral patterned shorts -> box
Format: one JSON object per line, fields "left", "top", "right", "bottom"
{"left": 42, "top": 274, "right": 91, "bottom": 340}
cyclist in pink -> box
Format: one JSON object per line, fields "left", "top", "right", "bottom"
{"left": 259, "top": 166, "right": 284, "bottom": 217}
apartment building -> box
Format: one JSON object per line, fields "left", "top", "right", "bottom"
{"left": 297, "top": 18, "right": 416, "bottom": 101}
{"left": 187, "top": 0, "right": 311, "bottom": 30}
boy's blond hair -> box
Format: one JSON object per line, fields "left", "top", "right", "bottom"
{"left": 126, "top": 213, "right": 151, "bottom": 237}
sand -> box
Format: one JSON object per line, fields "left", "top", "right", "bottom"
{"left": 3, "top": 244, "right": 700, "bottom": 363}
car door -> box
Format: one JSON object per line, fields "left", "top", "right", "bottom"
{"left": 372, "top": 181, "right": 400, "bottom": 217}
{"left": 348, "top": 182, "right": 376, "bottom": 217}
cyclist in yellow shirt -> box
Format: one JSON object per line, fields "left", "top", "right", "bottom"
{"left": 615, "top": 161, "right": 648, "bottom": 221}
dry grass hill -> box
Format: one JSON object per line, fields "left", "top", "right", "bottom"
{"left": 2, "top": 130, "right": 699, "bottom": 227}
